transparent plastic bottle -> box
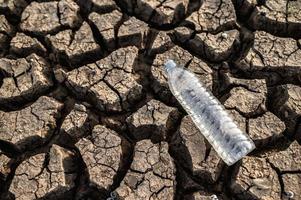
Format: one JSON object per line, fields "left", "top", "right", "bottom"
{"left": 165, "top": 60, "right": 255, "bottom": 165}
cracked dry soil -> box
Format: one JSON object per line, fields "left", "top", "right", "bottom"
{"left": 0, "top": 0, "right": 300, "bottom": 199}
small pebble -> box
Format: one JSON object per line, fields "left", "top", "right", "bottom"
{"left": 210, "top": 194, "right": 219, "bottom": 200}
{"left": 106, "top": 191, "right": 118, "bottom": 200}
{"left": 221, "top": 33, "right": 228, "bottom": 39}
{"left": 110, "top": 191, "right": 118, "bottom": 198}
{"left": 285, "top": 191, "right": 294, "bottom": 198}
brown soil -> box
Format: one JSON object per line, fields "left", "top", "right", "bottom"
{"left": 0, "top": 0, "right": 301, "bottom": 199}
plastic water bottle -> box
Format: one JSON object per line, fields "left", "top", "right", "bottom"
{"left": 165, "top": 60, "right": 255, "bottom": 165}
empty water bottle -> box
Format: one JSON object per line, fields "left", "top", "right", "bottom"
{"left": 164, "top": 60, "right": 255, "bottom": 165}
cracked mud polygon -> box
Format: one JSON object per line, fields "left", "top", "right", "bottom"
{"left": 0, "top": 0, "right": 301, "bottom": 199}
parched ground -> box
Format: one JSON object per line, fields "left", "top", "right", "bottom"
{"left": 0, "top": 0, "right": 301, "bottom": 199}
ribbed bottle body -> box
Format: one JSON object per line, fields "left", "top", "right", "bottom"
{"left": 165, "top": 60, "right": 255, "bottom": 165}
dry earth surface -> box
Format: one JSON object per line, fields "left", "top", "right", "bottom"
{"left": 0, "top": 0, "right": 301, "bottom": 199}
